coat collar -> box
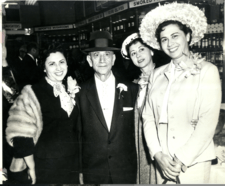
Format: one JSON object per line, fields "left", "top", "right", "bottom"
{"left": 160, "top": 61, "right": 173, "bottom": 81}
{"left": 160, "top": 61, "right": 186, "bottom": 82}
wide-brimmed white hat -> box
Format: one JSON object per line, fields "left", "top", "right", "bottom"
{"left": 139, "top": 2, "right": 207, "bottom": 50}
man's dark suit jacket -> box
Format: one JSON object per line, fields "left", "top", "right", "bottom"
{"left": 77, "top": 74, "right": 138, "bottom": 184}
{"left": 21, "top": 54, "right": 40, "bottom": 87}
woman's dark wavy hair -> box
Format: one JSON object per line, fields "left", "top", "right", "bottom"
{"left": 40, "top": 48, "right": 66, "bottom": 72}
{"left": 155, "top": 20, "right": 192, "bottom": 48}
{"left": 125, "top": 37, "right": 155, "bottom": 59}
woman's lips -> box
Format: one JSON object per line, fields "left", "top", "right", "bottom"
{"left": 55, "top": 71, "right": 63, "bottom": 76}
{"left": 138, "top": 59, "right": 144, "bottom": 63}
{"left": 169, "top": 47, "right": 178, "bottom": 53}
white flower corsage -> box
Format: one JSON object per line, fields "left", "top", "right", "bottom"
{"left": 67, "top": 76, "right": 80, "bottom": 105}
{"left": 177, "top": 52, "right": 204, "bottom": 78}
{"left": 117, "top": 83, "right": 127, "bottom": 99}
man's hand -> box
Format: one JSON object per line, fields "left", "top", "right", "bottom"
{"left": 215, "top": 145, "right": 225, "bottom": 162}
{"left": 154, "top": 152, "right": 181, "bottom": 181}
{"left": 79, "top": 173, "right": 84, "bottom": 184}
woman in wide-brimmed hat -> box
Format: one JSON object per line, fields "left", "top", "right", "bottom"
{"left": 140, "top": 2, "right": 221, "bottom": 184}
{"left": 121, "top": 33, "right": 156, "bottom": 184}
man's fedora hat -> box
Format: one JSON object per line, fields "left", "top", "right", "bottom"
{"left": 83, "top": 31, "right": 120, "bottom": 52}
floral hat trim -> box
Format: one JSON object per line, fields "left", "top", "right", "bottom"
{"left": 139, "top": 2, "right": 207, "bottom": 50}
{"left": 121, "top": 33, "right": 140, "bottom": 59}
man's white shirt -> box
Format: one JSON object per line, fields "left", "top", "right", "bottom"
{"left": 95, "top": 71, "right": 115, "bottom": 131}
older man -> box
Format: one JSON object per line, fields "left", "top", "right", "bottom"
{"left": 77, "top": 31, "right": 138, "bottom": 184}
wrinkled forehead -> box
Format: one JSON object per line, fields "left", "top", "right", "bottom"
{"left": 89, "top": 51, "right": 114, "bottom": 55}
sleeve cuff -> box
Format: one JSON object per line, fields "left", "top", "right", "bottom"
{"left": 151, "top": 149, "right": 162, "bottom": 161}
{"left": 13, "top": 137, "right": 34, "bottom": 158}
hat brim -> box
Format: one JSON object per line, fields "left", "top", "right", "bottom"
{"left": 83, "top": 47, "right": 120, "bottom": 52}
{"left": 140, "top": 2, "right": 207, "bottom": 50}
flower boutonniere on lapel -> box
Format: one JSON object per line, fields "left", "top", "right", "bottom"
{"left": 117, "top": 83, "right": 127, "bottom": 99}
{"left": 67, "top": 76, "right": 81, "bottom": 105}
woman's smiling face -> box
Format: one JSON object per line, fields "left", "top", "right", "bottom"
{"left": 44, "top": 52, "right": 68, "bottom": 83}
{"left": 160, "top": 24, "right": 190, "bottom": 61}
{"left": 129, "top": 41, "right": 153, "bottom": 69}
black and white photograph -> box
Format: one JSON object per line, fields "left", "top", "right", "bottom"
{"left": 1, "top": 0, "right": 225, "bottom": 184}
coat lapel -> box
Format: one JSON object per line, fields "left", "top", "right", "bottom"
{"left": 86, "top": 78, "right": 109, "bottom": 132}
{"left": 163, "top": 63, "right": 171, "bottom": 81}
{"left": 110, "top": 78, "right": 123, "bottom": 134}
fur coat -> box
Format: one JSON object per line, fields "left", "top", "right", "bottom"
{"left": 6, "top": 85, "right": 43, "bottom": 147}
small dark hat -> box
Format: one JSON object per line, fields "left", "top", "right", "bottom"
{"left": 83, "top": 31, "right": 120, "bottom": 52}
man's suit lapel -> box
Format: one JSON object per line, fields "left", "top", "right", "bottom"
{"left": 110, "top": 78, "right": 123, "bottom": 134}
{"left": 86, "top": 78, "right": 109, "bottom": 132}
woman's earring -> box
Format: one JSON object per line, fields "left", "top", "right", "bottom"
{"left": 187, "top": 33, "right": 190, "bottom": 42}
{"left": 151, "top": 51, "right": 154, "bottom": 56}
{"left": 44, "top": 69, "right": 46, "bottom": 72}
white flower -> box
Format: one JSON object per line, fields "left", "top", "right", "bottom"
{"left": 176, "top": 52, "right": 203, "bottom": 78}
{"left": 67, "top": 76, "right": 80, "bottom": 104}
{"left": 117, "top": 83, "right": 127, "bottom": 99}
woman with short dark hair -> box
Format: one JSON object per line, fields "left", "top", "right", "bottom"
{"left": 121, "top": 33, "right": 156, "bottom": 184}
{"left": 6, "top": 49, "right": 80, "bottom": 184}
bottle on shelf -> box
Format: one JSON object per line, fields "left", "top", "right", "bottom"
{"left": 117, "top": 18, "right": 121, "bottom": 34}
{"left": 119, "top": 19, "right": 124, "bottom": 33}
{"left": 127, "top": 18, "right": 131, "bottom": 32}
{"left": 131, "top": 15, "right": 135, "bottom": 28}
{"left": 115, "top": 21, "right": 119, "bottom": 35}
{"left": 127, "top": 15, "right": 135, "bottom": 32}
{"left": 213, "top": 24, "right": 217, "bottom": 49}
{"left": 219, "top": 3, "right": 224, "bottom": 20}
{"left": 207, "top": 25, "right": 212, "bottom": 49}
{"left": 122, "top": 18, "right": 127, "bottom": 33}
{"left": 113, "top": 21, "right": 117, "bottom": 34}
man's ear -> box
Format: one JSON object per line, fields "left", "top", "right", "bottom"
{"left": 87, "top": 55, "right": 93, "bottom": 67}
{"left": 112, "top": 54, "right": 116, "bottom": 66}
{"left": 31, "top": 48, "right": 36, "bottom": 54}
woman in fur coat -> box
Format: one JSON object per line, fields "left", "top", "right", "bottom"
{"left": 5, "top": 49, "right": 80, "bottom": 184}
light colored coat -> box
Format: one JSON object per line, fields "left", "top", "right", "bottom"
{"left": 142, "top": 60, "right": 221, "bottom": 167}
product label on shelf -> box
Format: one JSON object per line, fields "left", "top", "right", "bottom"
{"left": 129, "top": 0, "right": 166, "bottom": 8}
{"left": 35, "top": 24, "right": 73, "bottom": 31}
{"left": 104, "top": 3, "right": 128, "bottom": 17}
{"left": 74, "top": 20, "right": 87, "bottom": 28}
{"left": 4, "top": 23, "right": 22, "bottom": 30}
{"left": 86, "top": 13, "right": 104, "bottom": 23}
